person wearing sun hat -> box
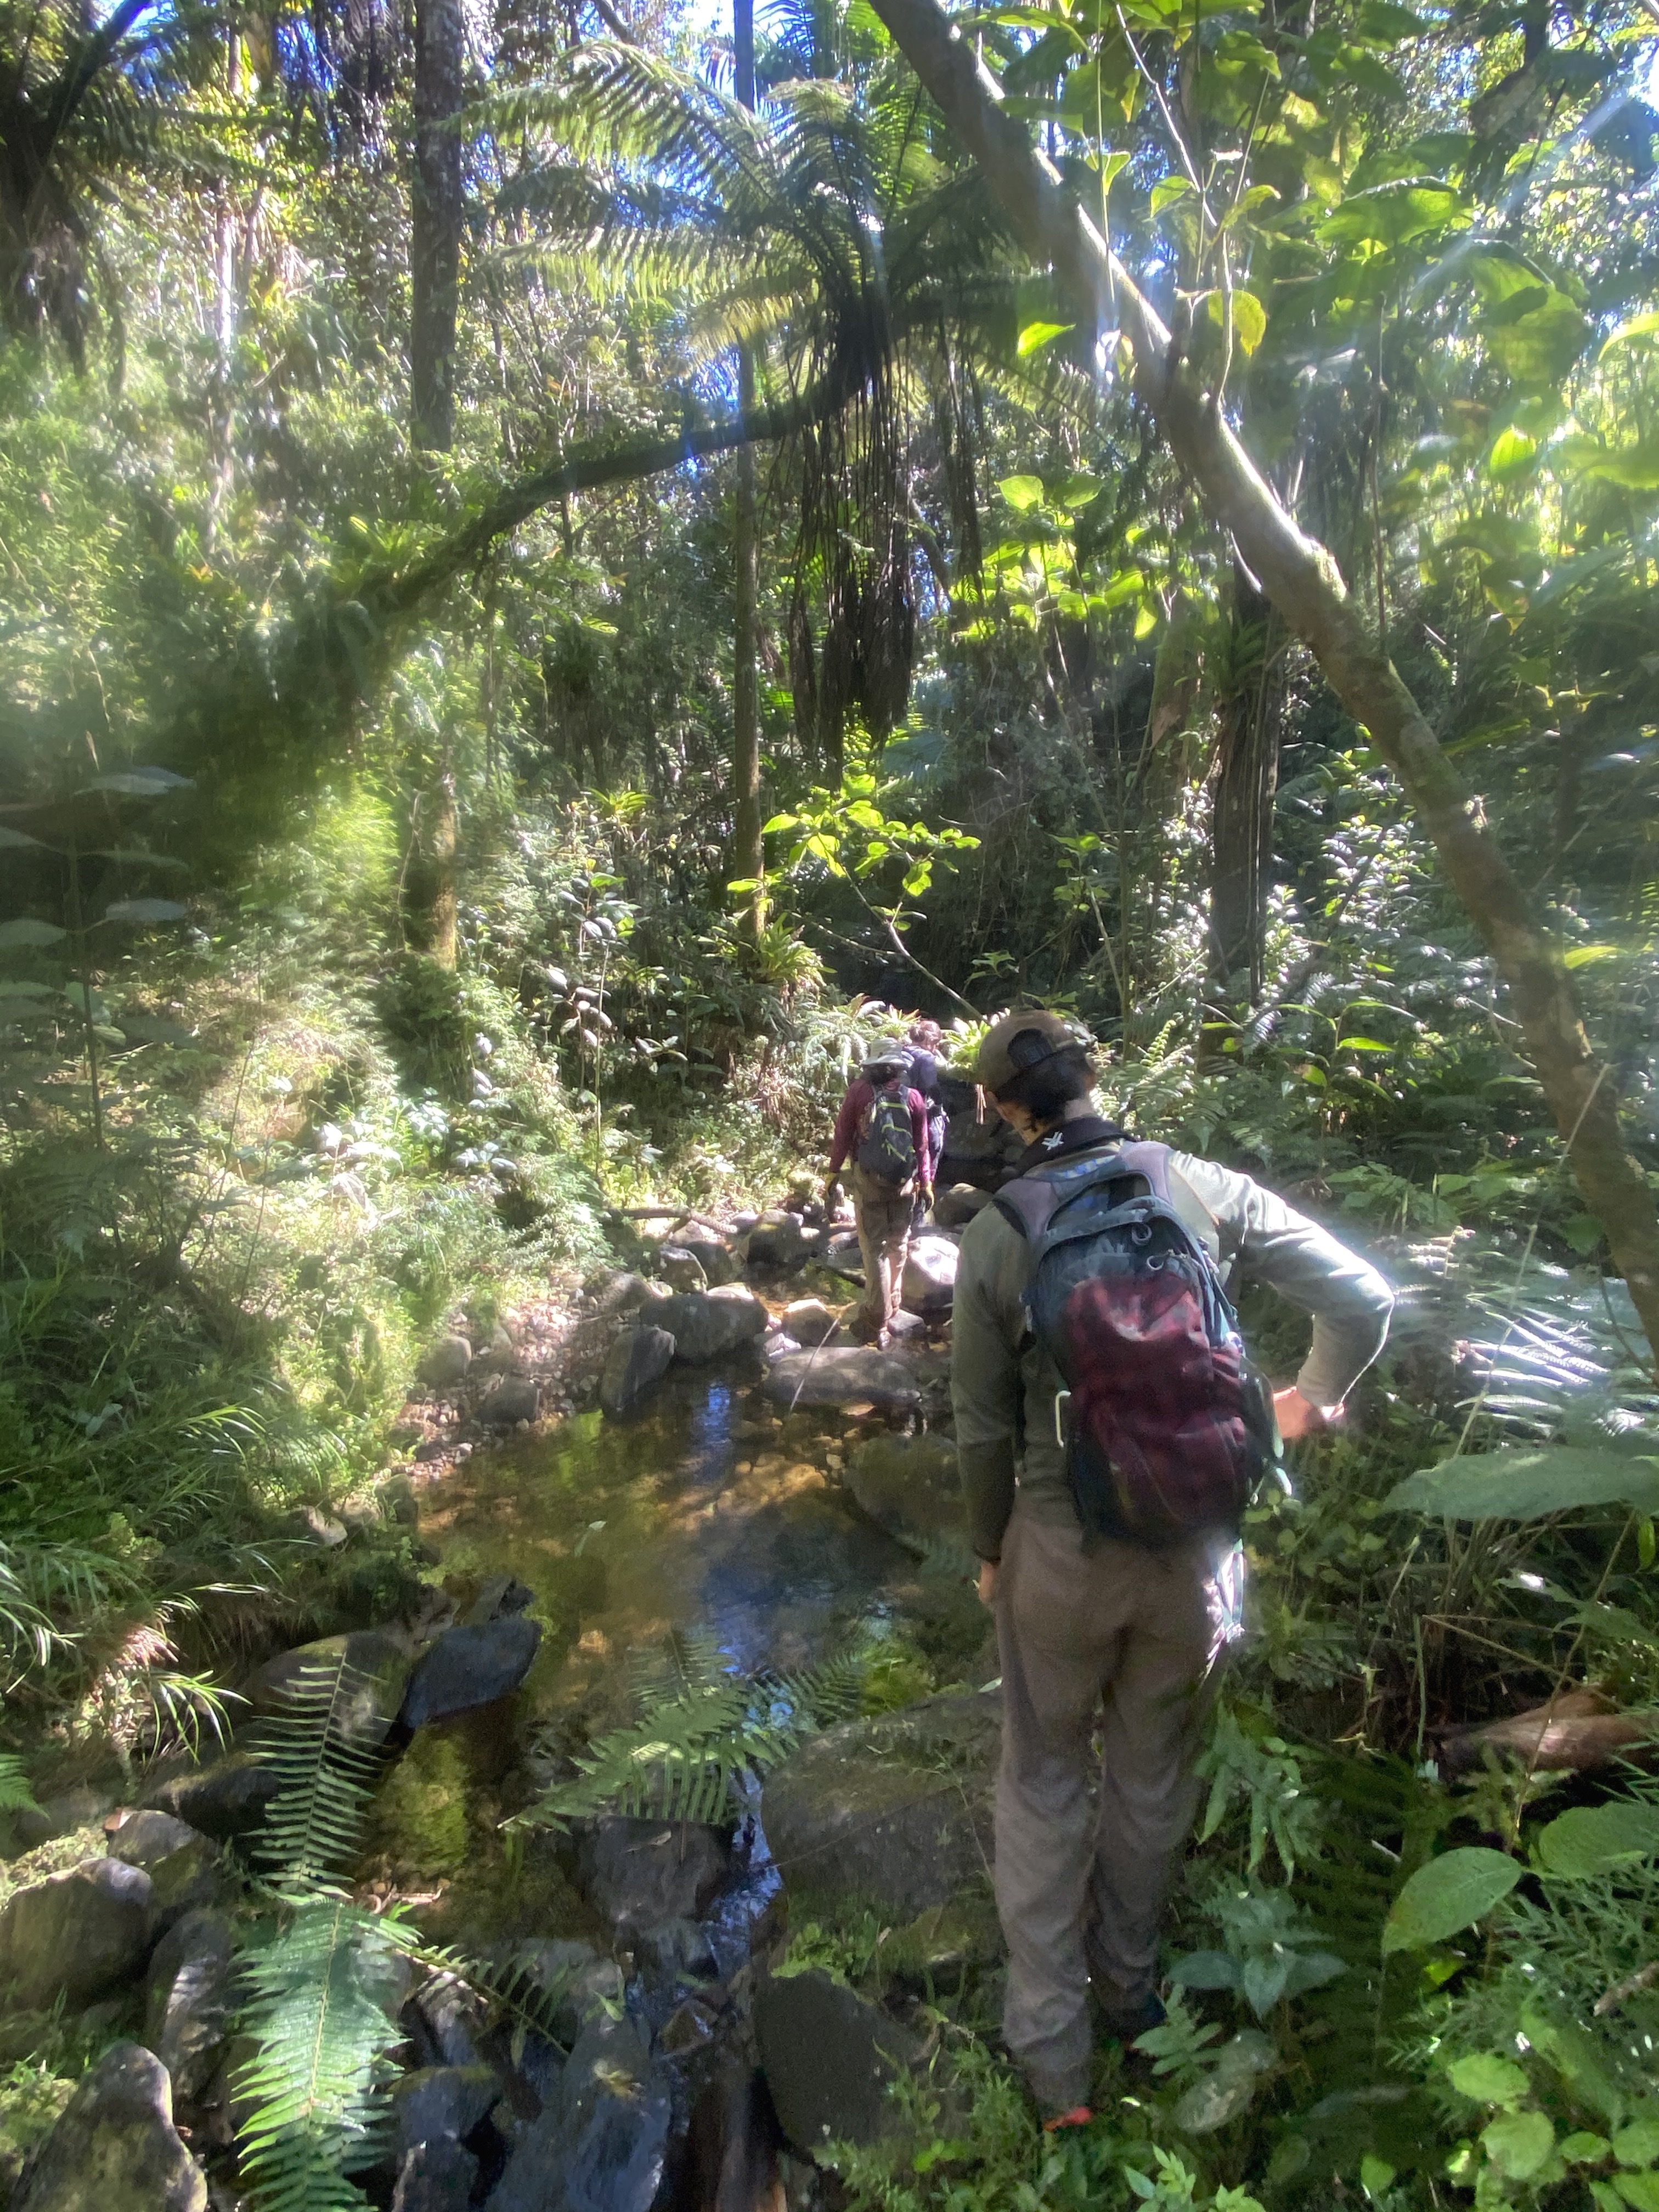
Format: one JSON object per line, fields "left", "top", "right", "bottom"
{"left": 952, "top": 1010, "right": 1394, "bottom": 2129}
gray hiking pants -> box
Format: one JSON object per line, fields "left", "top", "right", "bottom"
{"left": 851, "top": 1166, "right": 912, "bottom": 1331}
{"left": 993, "top": 1506, "right": 1240, "bottom": 2111}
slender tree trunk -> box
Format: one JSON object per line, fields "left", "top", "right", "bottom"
{"left": 731, "top": 0, "right": 764, "bottom": 928}
{"left": 412, "top": 0, "right": 464, "bottom": 452}
{"left": 1207, "top": 563, "right": 1279, "bottom": 1013}
{"left": 866, "top": 0, "right": 1659, "bottom": 1363}
{"left": 427, "top": 764, "right": 459, "bottom": 968}
{"left": 205, "top": 27, "right": 240, "bottom": 556}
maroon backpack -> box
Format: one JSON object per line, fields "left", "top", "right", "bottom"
{"left": 995, "top": 1142, "right": 1278, "bottom": 1548}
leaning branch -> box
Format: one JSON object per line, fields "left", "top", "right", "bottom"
{"left": 866, "top": 0, "right": 1659, "bottom": 1364}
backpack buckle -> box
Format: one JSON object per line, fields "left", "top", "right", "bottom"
{"left": 1053, "top": 1389, "right": 1072, "bottom": 1448}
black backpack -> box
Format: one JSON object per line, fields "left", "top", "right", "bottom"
{"left": 856, "top": 1079, "right": 918, "bottom": 1187}
{"left": 996, "top": 1141, "right": 1279, "bottom": 1547}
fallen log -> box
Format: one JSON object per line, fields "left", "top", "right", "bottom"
{"left": 1437, "top": 1690, "right": 1659, "bottom": 1776}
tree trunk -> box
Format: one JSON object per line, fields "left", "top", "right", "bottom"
{"left": 865, "top": 0, "right": 1659, "bottom": 1363}
{"left": 412, "top": 0, "right": 464, "bottom": 453}
{"left": 731, "top": 0, "right": 764, "bottom": 927}
{"left": 1207, "top": 564, "right": 1278, "bottom": 1013}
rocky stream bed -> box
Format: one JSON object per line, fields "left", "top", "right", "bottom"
{"left": 0, "top": 1193, "right": 1012, "bottom": 2212}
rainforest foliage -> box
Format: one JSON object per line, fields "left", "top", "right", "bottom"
{"left": 4, "top": 0, "right": 1659, "bottom": 2197}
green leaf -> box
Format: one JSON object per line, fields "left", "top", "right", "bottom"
{"left": 1380, "top": 1848, "right": 1522, "bottom": 1953}
{"left": 1319, "top": 180, "right": 1468, "bottom": 248}
{"left": 1534, "top": 1801, "right": 1659, "bottom": 1879}
{"left": 102, "top": 899, "right": 188, "bottom": 924}
{"left": 1151, "top": 174, "right": 1193, "bottom": 215}
{"left": 0, "top": 825, "right": 45, "bottom": 850}
{"left": 1449, "top": 2053, "right": 1529, "bottom": 2106}
{"left": 1206, "top": 289, "right": 1267, "bottom": 352}
{"left": 1170, "top": 1950, "right": 1244, "bottom": 1990}
{"left": 0, "top": 919, "right": 66, "bottom": 949}
{"left": 1615, "top": 2175, "right": 1659, "bottom": 2212}
{"left": 1017, "top": 320, "right": 1075, "bottom": 356}
{"left": 1384, "top": 1446, "right": 1659, "bottom": 1521}
{"left": 1357, "top": 0, "right": 1427, "bottom": 38}
{"left": 1488, "top": 426, "right": 1538, "bottom": 479}
{"left": 1340, "top": 1037, "right": 1392, "bottom": 1052}
{"left": 1564, "top": 943, "right": 1620, "bottom": 968}
{"left": 997, "top": 475, "right": 1046, "bottom": 511}
{"left": 1613, "top": 2119, "right": 1659, "bottom": 2169}
{"left": 761, "top": 813, "right": 800, "bottom": 833}
{"left": 1481, "top": 2110, "right": 1555, "bottom": 2182}
{"left": 1599, "top": 308, "right": 1659, "bottom": 358}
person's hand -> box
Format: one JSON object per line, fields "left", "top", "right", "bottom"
{"left": 977, "top": 1559, "right": 1000, "bottom": 1608}
{"left": 824, "top": 1173, "right": 841, "bottom": 1207}
{"left": 1274, "top": 1387, "right": 1333, "bottom": 1441}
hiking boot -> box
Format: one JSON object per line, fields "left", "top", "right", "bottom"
{"left": 1097, "top": 1989, "right": 1166, "bottom": 2046}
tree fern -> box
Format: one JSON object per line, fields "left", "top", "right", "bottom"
{"left": 515, "top": 1630, "right": 865, "bottom": 1832}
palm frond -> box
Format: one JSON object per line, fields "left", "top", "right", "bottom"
{"left": 233, "top": 1893, "right": 403, "bottom": 2212}
{"left": 251, "top": 1652, "right": 385, "bottom": 1887}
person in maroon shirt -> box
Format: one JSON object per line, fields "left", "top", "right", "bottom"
{"left": 824, "top": 1048, "right": 935, "bottom": 1345}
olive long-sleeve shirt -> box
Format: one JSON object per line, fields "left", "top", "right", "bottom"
{"left": 951, "top": 1131, "right": 1396, "bottom": 1560}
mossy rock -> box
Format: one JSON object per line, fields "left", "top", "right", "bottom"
{"left": 763, "top": 1689, "right": 1000, "bottom": 1922}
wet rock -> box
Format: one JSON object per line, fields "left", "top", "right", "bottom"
{"left": 781, "top": 1299, "right": 839, "bottom": 1348}
{"left": 571, "top": 1818, "right": 733, "bottom": 1938}
{"left": 407, "top": 1975, "right": 490, "bottom": 2069}
{"left": 488, "top": 2012, "right": 670, "bottom": 2212}
{"left": 465, "top": 1574, "right": 537, "bottom": 1626}
{"left": 600, "top": 1326, "right": 676, "bottom": 1419}
{"left": 753, "top": 1970, "right": 919, "bottom": 2152}
{"left": 0, "top": 1857, "right": 155, "bottom": 2012}
{"left": 660, "top": 1246, "right": 709, "bottom": 1292}
{"left": 249, "top": 1629, "right": 412, "bottom": 1749}
{"left": 381, "top": 1473, "right": 421, "bottom": 1526}
{"left": 144, "top": 1909, "right": 236, "bottom": 2103}
{"left": 763, "top": 1349, "right": 921, "bottom": 1412}
{"left": 394, "top": 2139, "right": 479, "bottom": 2212}
{"left": 284, "top": 1502, "right": 348, "bottom": 1547}
{"left": 745, "top": 1211, "right": 809, "bottom": 1269}
{"left": 659, "top": 1999, "right": 719, "bottom": 2055}
{"left": 686, "top": 1239, "right": 741, "bottom": 1289}
{"left": 590, "top": 1271, "right": 674, "bottom": 1318}
{"left": 635, "top": 1917, "right": 719, "bottom": 1989}
{"left": 505, "top": 1938, "right": 625, "bottom": 2044}
{"left": 658, "top": 1285, "right": 769, "bottom": 1364}
{"left": 13, "top": 2042, "right": 205, "bottom": 2212}
{"left": 843, "top": 1434, "right": 962, "bottom": 1550}
{"left": 144, "top": 1752, "right": 282, "bottom": 1842}
{"left": 393, "top": 2066, "right": 500, "bottom": 2162}
{"left": 109, "top": 1814, "right": 224, "bottom": 1931}
{"left": 421, "top": 1335, "right": 474, "bottom": 1391}
{"left": 478, "top": 1376, "right": 541, "bottom": 1427}
{"left": 901, "top": 1233, "right": 959, "bottom": 1316}
{"left": 763, "top": 1690, "right": 1000, "bottom": 1920}
{"left": 106, "top": 1811, "right": 197, "bottom": 1868}
{"left": 400, "top": 1617, "right": 542, "bottom": 1729}
{"left": 933, "top": 1184, "right": 994, "bottom": 1230}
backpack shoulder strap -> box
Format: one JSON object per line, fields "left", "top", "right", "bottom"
{"left": 994, "top": 1142, "right": 1142, "bottom": 1242}
{"left": 1112, "top": 1140, "right": 1174, "bottom": 1200}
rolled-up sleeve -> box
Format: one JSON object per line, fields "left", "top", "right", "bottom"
{"left": 951, "top": 1209, "right": 1024, "bottom": 1558}
{"left": 1170, "top": 1154, "right": 1395, "bottom": 1409}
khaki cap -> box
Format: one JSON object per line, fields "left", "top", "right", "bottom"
{"left": 974, "top": 1009, "right": 1086, "bottom": 1095}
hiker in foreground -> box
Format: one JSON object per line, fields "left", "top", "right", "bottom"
{"left": 824, "top": 1046, "right": 935, "bottom": 1346}
{"left": 952, "top": 1012, "right": 1393, "bottom": 2129}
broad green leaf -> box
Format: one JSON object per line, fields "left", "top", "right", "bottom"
{"left": 0, "top": 826, "right": 44, "bottom": 849}
{"left": 1488, "top": 426, "right": 1537, "bottom": 479}
{"left": 1449, "top": 2053, "right": 1529, "bottom": 2106}
{"left": 1206, "top": 289, "right": 1267, "bottom": 352}
{"left": 1384, "top": 1446, "right": 1659, "bottom": 1521}
{"left": 1483, "top": 287, "right": 1589, "bottom": 388}
{"left": 1017, "top": 320, "right": 1075, "bottom": 356}
{"left": 997, "top": 475, "right": 1045, "bottom": 511}
{"left": 1058, "top": 472, "right": 1103, "bottom": 507}
{"left": 1381, "top": 1848, "right": 1521, "bottom": 1953}
{"left": 1170, "top": 1949, "right": 1244, "bottom": 1990}
{"left": 1601, "top": 309, "right": 1659, "bottom": 357}
{"left": 1357, "top": 0, "right": 1426, "bottom": 38}
{"left": 1615, "top": 2174, "right": 1659, "bottom": 2212}
{"left": 1564, "top": 943, "right": 1620, "bottom": 968}
{"left": 1319, "top": 180, "right": 1468, "bottom": 249}
{"left": 1534, "top": 1801, "right": 1659, "bottom": 1879}
{"left": 1613, "top": 2119, "right": 1659, "bottom": 2168}
{"left": 1339, "top": 1037, "right": 1391, "bottom": 1052}
{"left": 1151, "top": 175, "right": 1193, "bottom": 215}
{"left": 762, "top": 813, "right": 800, "bottom": 833}
{"left": 1481, "top": 2110, "right": 1555, "bottom": 2182}
{"left": 0, "top": 919, "right": 66, "bottom": 949}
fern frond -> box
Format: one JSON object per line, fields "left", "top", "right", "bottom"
{"left": 250, "top": 1654, "right": 385, "bottom": 1886}
{"left": 233, "top": 1894, "right": 403, "bottom": 2212}
{"left": 381, "top": 1934, "right": 581, "bottom": 2053}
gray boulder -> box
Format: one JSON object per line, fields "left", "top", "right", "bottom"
{"left": 420, "top": 1335, "right": 473, "bottom": 1391}
{"left": 106, "top": 1812, "right": 197, "bottom": 1868}
{"left": 393, "top": 2140, "right": 478, "bottom": 2212}
{"left": 407, "top": 1975, "right": 489, "bottom": 2069}
{"left": 599, "top": 1326, "right": 675, "bottom": 1420}
{"left": 0, "top": 1857, "right": 154, "bottom": 2012}
{"left": 684, "top": 1237, "right": 741, "bottom": 1288}
{"left": 781, "top": 1299, "right": 839, "bottom": 1348}
{"left": 109, "top": 1815, "right": 223, "bottom": 1931}
{"left": 843, "top": 1433, "right": 962, "bottom": 1550}
{"left": 400, "top": 1616, "right": 542, "bottom": 1729}
{"left": 14, "top": 2043, "right": 205, "bottom": 2212}
{"left": 249, "top": 1629, "right": 412, "bottom": 1749}
{"left": 746, "top": 1211, "right": 809, "bottom": 1268}
{"left": 502, "top": 1938, "right": 624, "bottom": 2045}
{"left": 571, "top": 1818, "right": 732, "bottom": 1937}
{"left": 933, "top": 1184, "right": 994, "bottom": 1229}
{"left": 143, "top": 1751, "right": 282, "bottom": 1842}
{"left": 489, "top": 2012, "right": 669, "bottom": 2212}
{"left": 588, "top": 1271, "right": 662, "bottom": 1317}
{"left": 392, "top": 2066, "right": 499, "bottom": 2162}
{"left": 763, "top": 1690, "right": 1000, "bottom": 1920}
{"left": 901, "top": 1232, "right": 960, "bottom": 1315}
{"left": 658, "top": 1246, "right": 708, "bottom": 1292}
{"left": 464, "top": 1573, "right": 535, "bottom": 1626}
{"left": 477, "top": 1375, "right": 540, "bottom": 1426}
{"left": 657, "top": 1284, "right": 769, "bottom": 1363}
{"left": 753, "top": 1971, "right": 919, "bottom": 2151}
{"left": 144, "top": 1909, "right": 236, "bottom": 2103}
{"left": 763, "top": 1348, "right": 921, "bottom": 1410}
